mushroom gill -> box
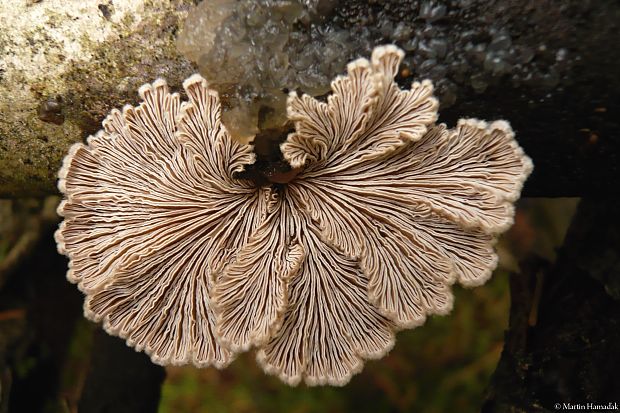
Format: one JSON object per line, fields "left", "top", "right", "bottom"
{"left": 55, "top": 45, "right": 532, "bottom": 386}
{"left": 55, "top": 76, "right": 267, "bottom": 367}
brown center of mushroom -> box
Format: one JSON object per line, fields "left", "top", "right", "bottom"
{"left": 234, "top": 126, "right": 300, "bottom": 186}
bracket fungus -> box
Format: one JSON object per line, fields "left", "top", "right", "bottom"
{"left": 55, "top": 45, "right": 532, "bottom": 386}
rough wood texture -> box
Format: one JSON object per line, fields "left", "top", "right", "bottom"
{"left": 78, "top": 330, "right": 166, "bottom": 413}
{"left": 0, "top": 0, "right": 196, "bottom": 198}
{"left": 2, "top": 0, "right": 618, "bottom": 198}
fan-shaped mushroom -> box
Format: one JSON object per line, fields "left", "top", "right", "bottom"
{"left": 56, "top": 45, "right": 532, "bottom": 386}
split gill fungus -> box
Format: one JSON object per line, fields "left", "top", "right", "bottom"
{"left": 55, "top": 45, "right": 533, "bottom": 386}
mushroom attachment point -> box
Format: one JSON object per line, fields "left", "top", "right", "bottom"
{"left": 56, "top": 45, "right": 532, "bottom": 386}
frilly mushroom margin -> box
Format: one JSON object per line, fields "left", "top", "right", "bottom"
{"left": 55, "top": 45, "right": 533, "bottom": 386}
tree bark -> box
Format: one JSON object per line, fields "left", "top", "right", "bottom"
{"left": 483, "top": 198, "right": 620, "bottom": 412}
{"left": 78, "top": 330, "right": 166, "bottom": 413}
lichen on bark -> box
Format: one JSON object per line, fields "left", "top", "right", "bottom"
{"left": 0, "top": 0, "right": 196, "bottom": 198}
